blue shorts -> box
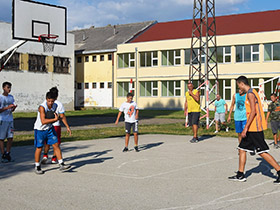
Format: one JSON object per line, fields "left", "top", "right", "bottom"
{"left": 235, "top": 120, "right": 247, "bottom": 133}
{"left": 34, "top": 127, "right": 58, "bottom": 148}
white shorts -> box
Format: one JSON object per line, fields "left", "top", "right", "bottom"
{"left": 215, "top": 112, "right": 225, "bottom": 123}
{"left": 0, "top": 121, "right": 14, "bottom": 140}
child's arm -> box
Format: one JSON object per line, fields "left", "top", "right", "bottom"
{"left": 227, "top": 94, "right": 235, "bottom": 123}
{"left": 135, "top": 109, "right": 139, "bottom": 120}
{"left": 39, "top": 106, "right": 59, "bottom": 125}
{"left": 115, "top": 111, "right": 122, "bottom": 125}
{"left": 60, "top": 113, "right": 72, "bottom": 135}
{"left": 266, "top": 111, "right": 271, "bottom": 122}
{"left": 0, "top": 104, "right": 15, "bottom": 113}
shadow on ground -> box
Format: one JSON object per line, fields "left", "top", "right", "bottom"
{"left": 0, "top": 144, "right": 112, "bottom": 179}
{"left": 245, "top": 158, "right": 277, "bottom": 179}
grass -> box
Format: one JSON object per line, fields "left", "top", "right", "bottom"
{"left": 13, "top": 108, "right": 217, "bottom": 120}
{"left": 12, "top": 123, "right": 275, "bottom": 147}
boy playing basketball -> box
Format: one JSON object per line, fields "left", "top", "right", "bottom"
{"left": 41, "top": 87, "right": 72, "bottom": 164}
{"left": 0, "top": 82, "right": 17, "bottom": 162}
{"left": 228, "top": 76, "right": 280, "bottom": 183}
{"left": 115, "top": 92, "right": 139, "bottom": 152}
{"left": 34, "top": 91, "right": 70, "bottom": 174}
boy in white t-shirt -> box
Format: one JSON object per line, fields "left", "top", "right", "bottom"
{"left": 41, "top": 87, "right": 72, "bottom": 164}
{"left": 115, "top": 92, "right": 139, "bottom": 152}
{"left": 0, "top": 82, "right": 17, "bottom": 162}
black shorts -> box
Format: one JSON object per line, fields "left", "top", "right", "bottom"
{"left": 188, "top": 112, "right": 200, "bottom": 126}
{"left": 271, "top": 121, "right": 280, "bottom": 135}
{"left": 125, "top": 122, "right": 138, "bottom": 134}
{"left": 238, "top": 131, "right": 269, "bottom": 154}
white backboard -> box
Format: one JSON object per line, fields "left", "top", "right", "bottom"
{"left": 12, "top": 0, "right": 67, "bottom": 45}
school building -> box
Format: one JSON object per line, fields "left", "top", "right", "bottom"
{"left": 71, "top": 21, "right": 156, "bottom": 108}
{"left": 0, "top": 21, "right": 75, "bottom": 111}
{"left": 114, "top": 10, "right": 280, "bottom": 110}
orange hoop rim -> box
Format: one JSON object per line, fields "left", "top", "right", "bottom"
{"left": 38, "top": 34, "right": 59, "bottom": 42}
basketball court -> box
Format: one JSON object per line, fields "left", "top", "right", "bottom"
{"left": 1, "top": 134, "right": 280, "bottom": 210}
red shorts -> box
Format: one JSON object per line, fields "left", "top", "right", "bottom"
{"left": 54, "top": 126, "right": 61, "bottom": 144}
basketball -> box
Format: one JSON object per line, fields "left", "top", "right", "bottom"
{"left": 45, "top": 110, "right": 55, "bottom": 119}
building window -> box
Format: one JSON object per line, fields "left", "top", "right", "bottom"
{"left": 108, "top": 82, "right": 112, "bottom": 88}
{"left": 209, "top": 46, "right": 231, "bottom": 63}
{"left": 53, "top": 57, "right": 70, "bottom": 74}
{"left": 100, "top": 55, "right": 104, "bottom": 61}
{"left": 236, "top": 45, "right": 259, "bottom": 62}
{"left": 162, "top": 81, "right": 181, "bottom": 97}
{"left": 100, "top": 82, "right": 105, "bottom": 88}
{"left": 264, "top": 43, "right": 280, "bottom": 61}
{"left": 249, "top": 78, "right": 259, "bottom": 92}
{"left": 92, "top": 82, "right": 97, "bottom": 89}
{"left": 77, "top": 56, "right": 82, "bottom": 63}
{"left": 77, "top": 83, "right": 82, "bottom": 89}
{"left": 118, "top": 53, "right": 135, "bottom": 68}
{"left": 185, "top": 48, "right": 205, "bottom": 64}
{"left": 28, "top": 54, "right": 46, "bottom": 72}
{"left": 264, "top": 78, "right": 278, "bottom": 98}
{"left": 118, "top": 82, "right": 135, "bottom": 96}
{"left": 0, "top": 52, "right": 20, "bottom": 70}
{"left": 85, "top": 56, "right": 89, "bottom": 62}
{"left": 92, "top": 56, "right": 97, "bottom": 62}
{"left": 85, "top": 83, "right": 89, "bottom": 89}
{"left": 140, "top": 81, "right": 158, "bottom": 97}
{"left": 218, "top": 79, "right": 231, "bottom": 100}
{"left": 108, "top": 54, "right": 112, "bottom": 61}
{"left": 162, "top": 50, "right": 181, "bottom": 66}
{"left": 118, "top": 82, "right": 129, "bottom": 97}
{"left": 140, "top": 51, "right": 158, "bottom": 67}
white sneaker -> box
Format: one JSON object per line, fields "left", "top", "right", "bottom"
{"left": 214, "top": 130, "right": 218, "bottom": 134}
{"left": 226, "top": 127, "right": 229, "bottom": 132}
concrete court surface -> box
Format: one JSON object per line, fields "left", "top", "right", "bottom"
{"left": 1, "top": 134, "right": 280, "bottom": 210}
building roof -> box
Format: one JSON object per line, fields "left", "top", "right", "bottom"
{"left": 70, "top": 21, "right": 156, "bottom": 54}
{"left": 130, "top": 10, "right": 280, "bottom": 43}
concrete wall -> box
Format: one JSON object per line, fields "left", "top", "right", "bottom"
{"left": 0, "top": 22, "right": 75, "bottom": 111}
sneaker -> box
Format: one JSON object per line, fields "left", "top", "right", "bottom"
{"left": 274, "top": 175, "right": 280, "bottom": 184}
{"left": 122, "top": 147, "right": 129, "bottom": 152}
{"left": 214, "top": 130, "right": 218, "bottom": 134}
{"left": 226, "top": 127, "right": 229, "bottom": 132}
{"left": 250, "top": 151, "right": 256, "bottom": 156}
{"left": 59, "top": 162, "right": 71, "bottom": 171}
{"left": 274, "top": 143, "right": 279, "bottom": 149}
{"left": 41, "top": 155, "right": 48, "bottom": 164}
{"left": 228, "top": 172, "right": 246, "bottom": 182}
{"left": 51, "top": 156, "right": 57, "bottom": 164}
{"left": 190, "top": 137, "right": 199, "bottom": 143}
{"left": 34, "top": 166, "right": 44, "bottom": 175}
{"left": 1, "top": 154, "right": 8, "bottom": 163}
{"left": 134, "top": 146, "right": 139, "bottom": 152}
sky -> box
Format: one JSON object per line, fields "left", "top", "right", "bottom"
{"left": 1, "top": 0, "right": 280, "bottom": 30}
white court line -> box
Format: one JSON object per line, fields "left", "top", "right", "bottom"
{"left": 157, "top": 162, "right": 277, "bottom": 210}
{"left": 141, "top": 157, "right": 234, "bottom": 179}
{"left": 117, "top": 159, "right": 148, "bottom": 169}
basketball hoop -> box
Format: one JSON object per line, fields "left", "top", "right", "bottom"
{"left": 38, "top": 34, "right": 59, "bottom": 52}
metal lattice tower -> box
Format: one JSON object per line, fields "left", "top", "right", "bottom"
{"left": 189, "top": 0, "right": 219, "bottom": 129}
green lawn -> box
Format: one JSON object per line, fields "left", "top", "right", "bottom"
{"left": 12, "top": 123, "right": 275, "bottom": 147}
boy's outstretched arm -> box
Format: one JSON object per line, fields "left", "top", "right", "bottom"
{"left": 115, "top": 111, "right": 122, "bottom": 125}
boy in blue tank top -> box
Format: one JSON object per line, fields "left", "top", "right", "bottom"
{"left": 227, "top": 89, "right": 247, "bottom": 143}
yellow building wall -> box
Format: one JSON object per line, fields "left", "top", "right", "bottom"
{"left": 76, "top": 53, "right": 113, "bottom": 83}
{"left": 114, "top": 30, "right": 280, "bottom": 109}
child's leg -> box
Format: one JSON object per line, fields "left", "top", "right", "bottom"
{"left": 125, "top": 133, "right": 130, "bottom": 147}
{"left": 52, "top": 142, "right": 62, "bottom": 160}
{"left": 6, "top": 138, "right": 13, "bottom": 153}
{"left": 0, "top": 140, "right": 5, "bottom": 154}
{"left": 44, "top": 144, "right": 50, "bottom": 155}
{"left": 134, "top": 133, "right": 138, "bottom": 146}
{"left": 238, "top": 133, "right": 242, "bottom": 143}
{"left": 259, "top": 152, "right": 280, "bottom": 171}
{"left": 238, "top": 149, "right": 247, "bottom": 173}
{"left": 215, "top": 121, "right": 219, "bottom": 131}
{"left": 35, "top": 147, "right": 43, "bottom": 163}
{"left": 274, "top": 134, "right": 278, "bottom": 145}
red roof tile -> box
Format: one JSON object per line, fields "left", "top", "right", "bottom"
{"left": 130, "top": 10, "right": 280, "bottom": 43}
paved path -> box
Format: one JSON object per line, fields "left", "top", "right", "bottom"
{"left": 14, "top": 116, "right": 183, "bottom": 135}
{"left": 1, "top": 134, "right": 280, "bottom": 210}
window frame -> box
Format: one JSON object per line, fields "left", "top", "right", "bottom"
{"left": 162, "top": 50, "right": 181, "bottom": 66}
{"left": 236, "top": 44, "right": 259, "bottom": 63}
{"left": 140, "top": 81, "right": 158, "bottom": 97}
{"left": 117, "top": 53, "right": 135, "bottom": 69}
{"left": 162, "top": 80, "right": 181, "bottom": 97}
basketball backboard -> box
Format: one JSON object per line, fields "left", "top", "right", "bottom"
{"left": 12, "top": 0, "right": 67, "bottom": 45}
